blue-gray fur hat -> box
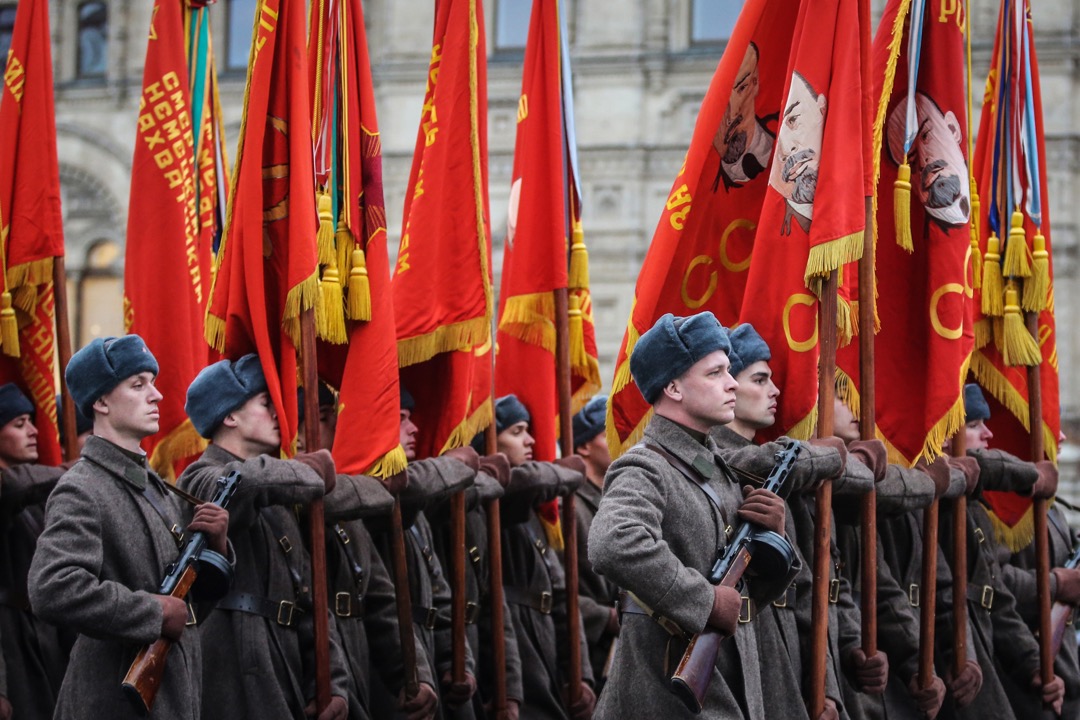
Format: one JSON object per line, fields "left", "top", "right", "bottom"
{"left": 630, "top": 312, "right": 731, "bottom": 404}
{"left": 65, "top": 335, "right": 160, "bottom": 419}
{"left": 0, "top": 384, "right": 34, "bottom": 428}
{"left": 728, "top": 324, "right": 771, "bottom": 379}
{"left": 495, "top": 395, "right": 530, "bottom": 434}
{"left": 400, "top": 385, "right": 415, "bottom": 411}
{"left": 185, "top": 354, "right": 268, "bottom": 438}
{"left": 964, "top": 384, "right": 991, "bottom": 424}
{"left": 572, "top": 395, "right": 608, "bottom": 448}
{"left": 298, "top": 382, "right": 336, "bottom": 425}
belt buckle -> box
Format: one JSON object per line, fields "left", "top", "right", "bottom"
{"left": 534, "top": 538, "right": 547, "bottom": 555}
{"left": 539, "top": 591, "right": 553, "bottom": 615}
{"left": 277, "top": 600, "right": 296, "bottom": 626}
{"left": 468, "top": 546, "right": 482, "bottom": 565}
{"left": 465, "top": 601, "right": 479, "bottom": 624}
{"left": 974, "top": 527, "right": 986, "bottom": 545}
{"left": 980, "top": 585, "right": 994, "bottom": 610}
{"left": 739, "top": 596, "right": 751, "bottom": 623}
{"left": 336, "top": 526, "right": 350, "bottom": 545}
{"left": 908, "top": 583, "right": 920, "bottom": 608}
{"left": 279, "top": 535, "right": 293, "bottom": 554}
{"left": 170, "top": 523, "right": 185, "bottom": 546}
{"left": 334, "top": 592, "right": 352, "bottom": 618}
{"left": 829, "top": 578, "right": 841, "bottom": 604}
{"left": 185, "top": 601, "right": 197, "bottom": 627}
{"left": 425, "top": 607, "right": 437, "bottom": 630}
{"left": 773, "top": 584, "right": 792, "bottom": 609}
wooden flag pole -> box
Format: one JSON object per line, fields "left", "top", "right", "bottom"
{"left": 950, "top": 429, "right": 968, "bottom": 679}
{"left": 52, "top": 257, "right": 77, "bottom": 460}
{"left": 810, "top": 269, "right": 839, "bottom": 718}
{"left": 484, "top": 416, "right": 509, "bottom": 718}
{"left": 299, "top": 308, "right": 331, "bottom": 713}
{"left": 1027, "top": 312, "right": 1054, "bottom": 697}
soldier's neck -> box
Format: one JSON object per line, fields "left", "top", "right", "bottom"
{"left": 727, "top": 418, "right": 757, "bottom": 441}
{"left": 668, "top": 418, "right": 707, "bottom": 446}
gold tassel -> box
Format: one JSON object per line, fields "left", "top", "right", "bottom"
{"left": 1001, "top": 283, "right": 1041, "bottom": 367}
{"left": 0, "top": 292, "right": 18, "bottom": 358}
{"left": 347, "top": 247, "right": 372, "bottom": 322}
{"left": 894, "top": 161, "right": 913, "bottom": 253}
{"left": 568, "top": 229, "right": 589, "bottom": 291}
{"left": 969, "top": 184, "right": 982, "bottom": 290}
{"left": 1002, "top": 211, "right": 1031, "bottom": 278}
{"left": 316, "top": 190, "right": 335, "bottom": 265}
{"left": 320, "top": 265, "right": 347, "bottom": 344}
{"left": 981, "top": 234, "right": 1004, "bottom": 317}
{"left": 1022, "top": 231, "right": 1049, "bottom": 312}
{"left": 568, "top": 293, "right": 587, "bottom": 371}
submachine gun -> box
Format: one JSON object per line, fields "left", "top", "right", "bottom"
{"left": 1049, "top": 539, "right": 1080, "bottom": 658}
{"left": 670, "top": 440, "right": 802, "bottom": 714}
{"left": 122, "top": 470, "right": 241, "bottom": 715}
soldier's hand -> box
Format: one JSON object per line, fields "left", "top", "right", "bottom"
{"left": 1031, "top": 672, "right": 1065, "bottom": 715}
{"left": 947, "top": 660, "right": 983, "bottom": 708}
{"left": 815, "top": 696, "right": 839, "bottom": 720}
{"left": 294, "top": 449, "right": 337, "bottom": 494}
{"left": 848, "top": 439, "right": 888, "bottom": 482}
{"left": 383, "top": 472, "right": 408, "bottom": 497}
{"left": 907, "top": 674, "right": 945, "bottom": 718}
{"left": 738, "top": 486, "right": 785, "bottom": 534}
{"left": 400, "top": 682, "right": 438, "bottom": 720}
{"left": 916, "top": 456, "right": 951, "bottom": 499}
{"left": 444, "top": 446, "right": 481, "bottom": 471}
{"left": 1053, "top": 567, "right": 1080, "bottom": 605}
{"left": 505, "top": 699, "right": 521, "bottom": 720}
{"left": 1032, "top": 460, "right": 1059, "bottom": 499}
{"left": 189, "top": 502, "right": 229, "bottom": 555}
{"left": 479, "top": 453, "right": 512, "bottom": 488}
{"left": 303, "top": 696, "right": 347, "bottom": 720}
{"left": 847, "top": 647, "right": 888, "bottom": 694}
{"left": 156, "top": 594, "right": 189, "bottom": 641}
{"left": 807, "top": 437, "right": 848, "bottom": 474}
{"left": 0, "top": 694, "right": 12, "bottom": 720}
{"left": 707, "top": 585, "right": 742, "bottom": 635}
{"left": 947, "top": 456, "right": 981, "bottom": 495}
{"left": 440, "top": 670, "right": 477, "bottom": 708}
{"left": 561, "top": 681, "right": 596, "bottom": 720}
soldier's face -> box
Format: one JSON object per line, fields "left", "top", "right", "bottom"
{"left": 228, "top": 391, "right": 281, "bottom": 454}
{"left": 96, "top": 372, "right": 162, "bottom": 440}
{"left": 670, "top": 349, "right": 739, "bottom": 431}
{"left": 400, "top": 409, "right": 418, "bottom": 461}
{"left": 965, "top": 419, "right": 993, "bottom": 451}
{"left": 832, "top": 397, "right": 860, "bottom": 443}
{"left": 497, "top": 421, "right": 534, "bottom": 467}
{"left": 0, "top": 413, "right": 38, "bottom": 467}
{"left": 577, "top": 432, "right": 611, "bottom": 479}
{"left": 733, "top": 361, "right": 779, "bottom": 430}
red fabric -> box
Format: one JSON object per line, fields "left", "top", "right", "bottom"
{"left": 205, "top": 0, "right": 317, "bottom": 453}
{"left": 392, "top": 0, "right": 492, "bottom": 457}
{"left": 0, "top": 0, "right": 64, "bottom": 465}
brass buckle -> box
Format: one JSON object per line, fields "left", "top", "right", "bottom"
{"left": 539, "top": 591, "right": 553, "bottom": 615}
{"left": 170, "top": 523, "right": 185, "bottom": 545}
{"left": 980, "top": 585, "right": 994, "bottom": 610}
{"left": 335, "top": 526, "right": 350, "bottom": 544}
{"left": 974, "top": 527, "right": 986, "bottom": 545}
{"left": 335, "top": 592, "right": 352, "bottom": 617}
{"left": 829, "top": 578, "right": 841, "bottom": 604}
{"left": 469, "top": 546, "right": 482, "bottom": 565}
{"left": 279, "top": 536, "right": 293, "bottom": 554}
{"left": 908, "top": 583, "right": 920, "bottom": 608}
{"left": 185, "top": 602, "right": 197, "bottom": 626}
{"left": 277, "top": 600, "right": 296, "bottom": 626}
{"left": 739, "top": 596, "right": 752, "bottom": 623}
{"left": 724, "top": 525, "right": 734, "bottom": 541}
{"left": 425, "top": 607, "right": 437, "bottom": 630}
{"left": 773, "top": 584, "right": 792, "bottom": 609}
{"left": 465, "top": 601, "right": 479, "bottom": 624}
{"left": 534, "top": 538, "right": 547, "bottom": 555}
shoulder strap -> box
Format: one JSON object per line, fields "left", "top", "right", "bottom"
{"left": 140, "top": 481, "right": 187, "bottom": 548}
{"left": 644, "top": 443, "right": 729, "bottom": 526}
{"left": 332, "top": 523, "right": 366, "bottom": 593}
{"left": 260, "top": 507, "right": 306, "bottom": 604}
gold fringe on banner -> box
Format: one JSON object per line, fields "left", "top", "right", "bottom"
{"left": 1022, "top": 231, "right": 1049, "bottom": 312}
{"left": 439, "top": 395, "right": 493, "bottom": 455}
{"left": 568, "top": 227, "right": 589, "bottom": 291}
{"left": 319, "top": 265, "right": 347, "bottom": 344}
{"left": 0, "top": 292, "right": 20, "bottom": 357}
{"left": 282, "top": 272, "right": 320, "bottom": 348}
{"left": 973, "top": 317, "right": 992, "bottom": 350}
{"left": 6, "top": 258, "right": 54, "bottom": 293}
{"left": 205, "top": 312, "right": 227, "bottom": 353}
{"left": 788, "top": 407, "right": 819, "bottom": 441}
{"left": 568, "top": 293, "right": 587, "bottom": 373}
{"left": 805, "top": 232, "right": 863, "bottom": 284}
{"left": 1000, "top": 283, "right": 1041, "bottom": 367}
{"left": 919, "top": 358, "right": 970, "bottom": 462}
{"left": 986, "top": 504, "right": 1036, "bottom": 553}
{"left": 970, "top": 350, "right": 1058, "bottom": 464}
{"left": 981, "top": 234, "right": 1004, "bottom": 316}
{"left": 836, "top": 297, "right": 856, "bottom": 348}
{"left": 316, "top": 190, "right": 336, "bottom": 265}
{"left": 1002, "top": 211, "right": 1031, "bottom": 278}
{"left": 607, "top": 407, "right": 653, "bottom": 461}
{"left": 150, "top": 419, "right": 209, "bottom": 482}
{"left": 894, "top": 161, "right": 914, "bottom": 252}
{"left": 498, "top": 292, "right": 556, "bottom": 352}
{"left": 365, "top": 444, "right": 409, "bottom": 479}
{"left": 969, "top": 183, "right": 983, "bottom": 290}
{"left": 397, "top": 316, "right": 490, "bottom": 368}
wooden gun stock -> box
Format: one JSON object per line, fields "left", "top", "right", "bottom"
{"left": 670, "top": 547, "right": 752, "bottom": 714}
{"left": 122, "top": 565, "right": 198, "bottom": 714}
{"left": 1049, "top": 601, "right": 1075, "bottom": 659}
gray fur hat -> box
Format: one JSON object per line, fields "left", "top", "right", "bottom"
{"left": 186, "top": 354, "right": 268, "bottom": 438}
{"left": 964, "top": 383, "right": 991, "bottom": 424}
{"left": 65, "top": 335, "right": 159, "bottom": 419}
{"left": 572, "top": 394, "right": 608, "bottom": 448}
{"left": 728, "top": 324, "right": 771, "bottom": 378}
{"left": 0, "top": 384, "right": 34, "bottom": 428}
{"left": 630, "top": 312, "right": 731, "bottom": 404}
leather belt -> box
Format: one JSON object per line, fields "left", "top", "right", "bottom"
{"left": 413, "top": 604, "right": 439, "bottom": 630}
{"left": 218, "top": 592, "right": 301, "bottom": 627}
{"left": 334, "top": 591, "right": 366, "bottom": 619}
{"left": 908, "top": 583, "right": 921, "bottom": 608}
{"left": 0, "top": 587, "right": 29, "bottom": 611}
{"left": 966, "top": 584, "right": 994, "bottom": 610}
{"left": 617, "top": 591, "right": 689, "bottom": 639}
{"left": 504, "top": 586, "right": 554, "bottom": 615}
{"left": 465, "top": 601, "right": 480, "bottom": 625}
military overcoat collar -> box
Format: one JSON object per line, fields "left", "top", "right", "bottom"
{"left": 643, "top": 414, "right": 724, "bottom": 483}
{"left": 80, "top": 435, "right": 153, "bottom": 491}
{"left": 710, "top": 424, "right": 752, "bottom": 451}
{"left": 575, "top": 476, "right": 603, "bottom": 511}
{"left": 201, "top": 442, "right": 244, "bottom": 465}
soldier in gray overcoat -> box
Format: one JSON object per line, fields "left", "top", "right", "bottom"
{"left": 589, "top": 312, "right": 794, "bottom": 719}
{"left": 180, "top": 354, "right": 351, "bottom": 720}
{"left": 29, "top": 335, "right": 230, "bottom": 720}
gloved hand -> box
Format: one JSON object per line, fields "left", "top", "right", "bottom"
{"left": 848, "top": 439, "right": 888, "bottom": 482}
{"left": 445, "top": 446, "right": 481, "bottom": 472}
{"left": 304, "top": 696, "right": 347, "bottom": 720}
{"left": 295, "top": 449, "right": 337, "bottom": 494}
{"left": 1053, "top": 567, "right": 1080, "bottom": 605}
{"left": 0, "top": 695, "right": 11, "bottom": 720}
{"left": 440, "top": 671, "right": 477, "bottom": 708}
{"left": 816, "top": 697, "right": 839, "bottom": 720}
{"left": 907, "top": 674, "right": 945, "bottom": 718}
{"left": 916, "top": 456, "right": 952, "bottom": 499}
{"left": 1031, "top": 672, "right": 1064, "bottom": 715}
{"left": 156, "top": 594, "right": 189, "bottom": 641}
{"left": 562, "top": 682, "right": 596, "bottom": 720}
{"left": 947, "top": 456, "right": 981, "bottom": 495}
{"left": 479, "top": 453, "right": 512, "bottom": 488}
{"left": 189, "top": 501, "right": 230, "bottom": 555}
{"left": 382, "top": 472, "right": 408, "bottom": 497}
{"left": 399, "top": 682, "right": 438, "bottom": 720}
{"left": 606, "top": 607, "right": 621, "bottom": 636}
{"left": 738, "top": 486, "right": 785, "bottom": 534}
{"left": 1031, "top": 460, "right": 1059, "bottom": 499}
{"left": 808, "top": 436, "right": 848, "bottom": 472}
{"left": 708, "top": 584, "right": 743, "bottom": 635}
{"left": 946, "top": 659, "right": 983, "bottom": 708}
{"left": 555, "top": 456, "right": 587, "bottom": 475}
{"left": 847, "top": 647, "right": 888, "bottom": 694}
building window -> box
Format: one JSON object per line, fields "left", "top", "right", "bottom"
{"left": 76, "top": 240, "right": 123, "bottom": 347}
{"left": 494, "top": 0, "right": 530, "bottom": 51}
{"left": 76, "top": 1, "right": 108, "bottom": 78}
{"left": 226, "top": 0, "right": 258, "bottom": 72}
{"left": 0, "top": 4, "right": 16, "bottom": 65}
{"left": 691, "top": 0, "right": 742, "bottom": 44}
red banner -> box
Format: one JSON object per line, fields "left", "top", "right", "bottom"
{"left": 205, "top": 0, "right": 318, "bottom": 453}
{"left": 393, "top": 0, "right": 492, "bottom": 458}
{"left": 0, "top": 0, "right": 64, "bottom": 464}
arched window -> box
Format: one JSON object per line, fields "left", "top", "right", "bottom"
{"left": 691, "top": 0, "right": 743, "bottom": 44}
{"left": 75, "top": 240, "right": 123, "bottom": 347}
{"left": 226, "top": 0, "right": 258, "bottom": 72}
{"left": 0, "top": 5, "right": 16, "bottom": 64}
{"left": 76, "top": 1, "right": 108, "bottom": 78}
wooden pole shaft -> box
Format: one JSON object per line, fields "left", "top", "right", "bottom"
{"left": 919, "top": 499, "right": 939, "bottom": 686}
{"left": 52, "top": 257, "right": 78, "bottom": 460}
{"left": 486, "top": 497, "right": 508, "bottom": 718}
{"left": 391, "top": 495, "right": 421, "bottom": 699}
{"left": 1026, "top": 312, "right": 1053, "bottom": 691}
{"left": 950, "top": 430, "right": 969, "bottom": 679}
{"left": 450, "top": 491, "right": 467, "bottom": 683}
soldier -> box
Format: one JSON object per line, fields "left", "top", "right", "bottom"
{"left": 589, "top": 312, "right": 793, "bottom": 718}
{"left": 28, "top": 335, "right": 230, "bottom": 719}
{"left": 569, "top": 395, "right": 619, "bottom": 688}
{"left": 180, "top": 355, "right": 350, "bottom": 720}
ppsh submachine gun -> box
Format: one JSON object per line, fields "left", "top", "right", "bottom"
{"left": 670, "top": 440, "right": 802, "bottom": 714}
{"left": 122, "top": 470, "right": 241, "bottom": 715}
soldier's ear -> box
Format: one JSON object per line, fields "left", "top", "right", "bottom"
{"left": 220, "top": 412, "right": 240, "bottom": 429}
{"left": 92, "top": 397, "right": 109, "bottom": 416}
{"left": 662, "top": 380, "right": 683, "bottom": 402}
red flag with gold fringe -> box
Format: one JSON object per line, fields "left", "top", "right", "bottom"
{"left": 204, "top": 0, "right": 318, "bottom": 453}
{"left": 0, "top": 0, "right": 65, "bottom": 465}
{"left": 393, "top": 0, "right": 492, "bottom": 459}
{"left": 124, "top": 0, "right": 218, "bottom": 478}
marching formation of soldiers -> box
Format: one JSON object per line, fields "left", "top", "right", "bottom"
{"left": 0, "top": 315, "right": 1077, "bottom": 719}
